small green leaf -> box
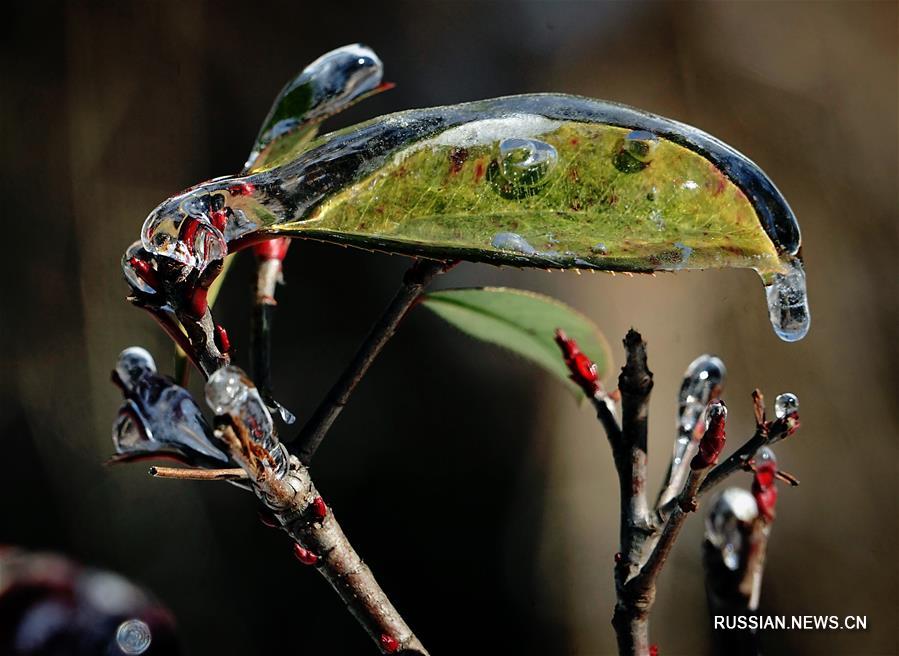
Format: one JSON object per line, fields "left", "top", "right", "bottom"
{"left": 421, "top": 287, "right": 612, "bottom": 393}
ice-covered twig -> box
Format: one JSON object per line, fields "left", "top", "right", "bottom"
{"left": 207, "top": 367, "right": 428, "bottom": 655}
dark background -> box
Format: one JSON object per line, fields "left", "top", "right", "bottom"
{"left": 1, "top": 2, "right": 896, "bottom": 654}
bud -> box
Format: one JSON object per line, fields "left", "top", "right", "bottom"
{"left": 554, "top": 329, "right": 600, "bottom": 397}
{"left": 379, "top": 634, "right": 400, "bottom": 653}
{"left": 292, "top": 544, "right": 319, "bottom": 566}
{"left": 691, "top": 401, "right": 727, "bottom": 470}
{"left": 752, "top": 447, "right": 778, "bottom": 521}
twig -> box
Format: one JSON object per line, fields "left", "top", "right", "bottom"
{"left": 220, "top": 422, "right": 428, "bottom": 655}
{"left": 616, "top": 330, "right": 654, "bottom": 578}
{"left": 698, "top": 391, "right": 796, "bottom": 498}
{"left": 293, "top": 259, "right": 450, "bottom": 464}
{"left": 149, "top": 466, "right": 248, "bottom": 481}
{"left": 251, "top": 239, "right": 290, "bottom": 410}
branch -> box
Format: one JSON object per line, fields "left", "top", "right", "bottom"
{"left": 698, "top": 391, "right": 798, "bottom": 498}
{"left": 149, "top": 466, "right": 248, "bottom": 481}
{"left": 293, "top": 259, "right": 451, "bottom": 464}
{"left": 220, "top": 422, "right": 428, "bottom": 655}
{"left": 616, "top": 329, "right": 654, "bottom": 576}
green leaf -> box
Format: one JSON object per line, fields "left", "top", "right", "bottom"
{"left": 421, "top": 287, "right": 612, "bottom": 394}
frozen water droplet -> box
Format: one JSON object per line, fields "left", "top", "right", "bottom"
{"left": 678, "top": 355, "right": 727, "bottom": 436}
{"left": 706, "top": 400, "right": 727, "bottom": 424}
{"left": 755, "top": 445, "right": 777, "bottom": 467}
{"left": 115, "top": 347, "right": 157, "bottom": 390}
{"left": 764, "top": 256, "right": 810, "bottom": 341}
{"left": 205, "top": 366, "right": 249, "bottom": 416}
{"left": 116, "top": 619, "right": 151, "bottom": 655}
{"left": 491, "top": 232, "right": 536, "bottom": 254}
{"left": 613, "top": 130, "right": 658, "bottom": 172}
{"left": 488, "top": 138, "right": 558, "bottom": 198}
{"left": 774, "top": 392, "right": 799, "bottom": 419}
{"left": 705, "top": 487, "right": 758, "bottom": 572}
{"left": 205, "top": 366, "right": 287, "bottom": 478}
{"left": 591, "top": 243, "right": 608, "bottom": 255}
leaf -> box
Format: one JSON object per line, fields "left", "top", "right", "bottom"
{"left": 421, "top": 287, "right": 613, "bottom": 394}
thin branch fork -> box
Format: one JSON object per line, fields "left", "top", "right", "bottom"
{"left": 293, "top": 259, "right": 451, "bottom": 464}
{"left": 219, "top": 421, "right": 428, "bottom": 655}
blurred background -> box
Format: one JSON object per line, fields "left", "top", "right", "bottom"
{"left": 1, "top": 1, "right": 896, "bottom": 654}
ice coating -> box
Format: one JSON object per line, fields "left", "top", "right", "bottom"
{"left": 705, "top": 487, "right": 758, "bottom": 572}
{"left": 111, "top": 348, "right": 229, "bottom": 465}
{"left": 774, "top": 392, "right": 799, "bottom": 419}
{"left": 205, "top": 366, "right": 288, "bottom": 479}
{"left": 245, "top": 44, "right": 384, "bottom": 172}
{"left": 138, "top": 93, "right": 809, "bottom": 340}
{"left": 765, "top": 256, "right": 810, "bottom": 341}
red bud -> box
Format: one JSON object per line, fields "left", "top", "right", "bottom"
{"left": 214, "top": 325, "right": 231, "bottom": 354}
{"left": 379, "top": 634, "right": 400, "bottom": 653}
{"left": 649, "top": 645, "right": 660, "bottom": 656}
{"left": 311, "top": 496, "right": 328, "bottom": 522}
{"left": 210, "top": 209, "right": 228, "bottom": 231}
{"left": 228, "top": 182, "right": 255, "bottom": 196}
{"left": 128, "top": 257, "right": 159, "bottom": 291}
{"left": 691, "top": 402, "right": 727, "bottom": 470}
{"left": 293, "top": 544, "right": 319, "bottom": 566}
{"left": 752, "top": 461, "right": 778, "bottom": 522}
{"left": 554, "top": 329, "right": 600, "bottom": 397}
{"left": 253, "top": 237, "right": 291, "bottom": 261}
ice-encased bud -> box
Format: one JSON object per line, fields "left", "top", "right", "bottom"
{"left": 116, "top": 618, "right": 152, "bottom": 655}
{"left": 774, "top": 392, "right": 799, "bottom": 420}
{"left": 765, "top": 256, "right": 810, "bottom": 342}
{"left": 122, "top": 241, "right": 157, "bottom": 295}
{"left": 115, "top": 347, "right": 157, "bottom": 390}
{"left": 705, "top": 487, "right": 758, "bottom": 571}
{"left": 205, "top": 366, "right": 287, "bottom": 478}
{"left": 205, "top": 366, "right": 250, "bottom": 416}
{"left": 678, "top": 354, "right": 727, "bottom": 436}
{"left": 706, "top": 399, "right": 728, "bottom": 424}
{"left": 141, "top": 191, "right": 228, "bottom": 271}
{"left": 755, "top": 446, "right": 777, "bottom": 468}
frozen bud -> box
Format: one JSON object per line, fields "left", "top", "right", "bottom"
{"left": 752, "top": 447, "right": 778, "bottom": 521}
{"left": 705, "top": 487, "right": 758, "bottom": 571}
{"left": 122, "top": 241, "right": 159, "bottom": 295}
{"left": 205, "top": 366, "right": 250, "bottom": 415}
{"left": 114, "top": 347, "right": 157, "bottom": 391}
{"left": 205, "top": 366, "right": 287, "bottom": 478}
{"left": 691, "top": 400, "right": 727, "bottom": 470}
{"left": 678, "top": 354, "right": 726, "bottom": 436}
{"left": 774, "top": 392, "right": 799, "bottom": 420}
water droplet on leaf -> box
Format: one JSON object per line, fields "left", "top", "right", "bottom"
{"left": 488, "top": 138, "right": 558, "bottom": 198}
{"left": 613, "top": 130, "right": 658, "bottom": 172}
{"left": 491, "top": 232, "right": 536, "bottom": 254}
